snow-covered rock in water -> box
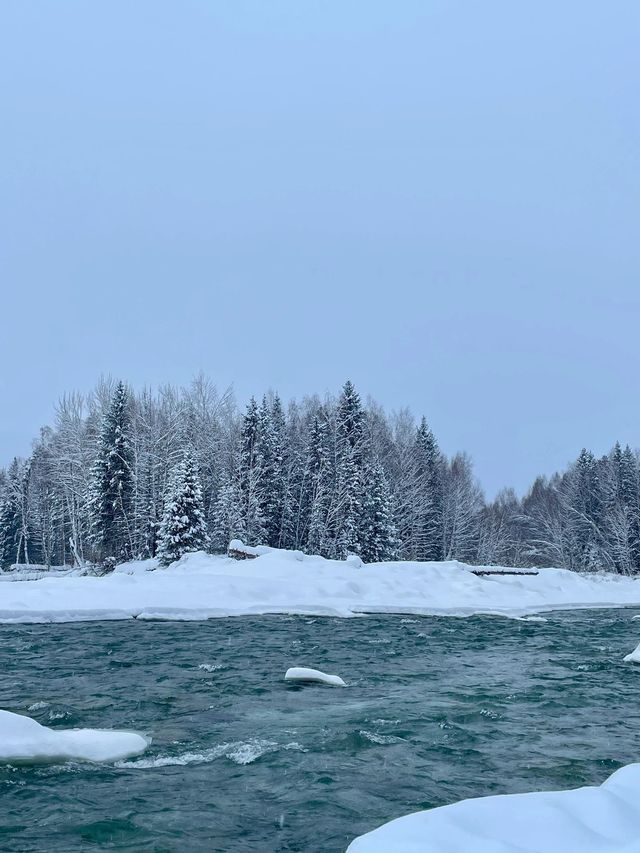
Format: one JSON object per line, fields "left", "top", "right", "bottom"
{"left": 623, "top": 643, "right": 640, "bottom": 663}
{"left": 284, "top": 667, "right": 347, "bottom": 687}
{"left": 0, "top": 709, "right": 149, "bottom": 764}
{"left": 347, "top": 763, "right": 640, "bottom": 852}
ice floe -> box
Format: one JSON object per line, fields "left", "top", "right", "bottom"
{"left": 0, "top": 709, "right": 149, "bottom": 764}
{"left": 285, "top": 666, "right": 347, "bottom": 687}
{"left": 623, "top": 642, "right": 640, "bottom": 664}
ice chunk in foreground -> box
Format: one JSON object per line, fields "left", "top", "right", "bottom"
{"left": 0, "top": 709, "right": 149, "bottom": 764}
{"left": 623, "top": 643, "right": 640, "bottom": 663}
{"left": 346, "top": 763, "right": 640, "bottom": 853}
{"left": 285, "top": 666, "right": 346, "bottom": 687}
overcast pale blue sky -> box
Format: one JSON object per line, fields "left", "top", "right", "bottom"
{"left": 1, "top": 1, "right": 638, "bottom": 496}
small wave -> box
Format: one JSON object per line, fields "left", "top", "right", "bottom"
{"left": 198, "top": 663, "right": 226, "bottom": 673}
{"left": 116, "top": 739, "right": 305, "bottom": 770}
{"left": 359, "top": 730, "right": 403, "bottom": 745}
{"left": 27, "top": 701, "right": 49, "bottom": 711}
{"left": 368, "top": 638, "right": 391, "bottom": 644}
{"left": 47, "top": 710, "right": 71, "bottom": 722}
{"left": 479, "top": 708, "right": 502, "bottom": 720}
{"left": 116, "top": 745, "right": 229, "bottom": 768}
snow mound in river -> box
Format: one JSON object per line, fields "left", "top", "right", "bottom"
{"left": 0, "top": 709, "right": 149, "bottom": 764}
{"left": 346, "top": 763, "right": 640, "bottom": 853}
{"left": 623, "top": 642, "right": 640, "bottom": 664}
{"left": 285, "top": 666, "right": 347, "bottom": 687}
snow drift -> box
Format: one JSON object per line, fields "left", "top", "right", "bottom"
{"left": 346, "top": 764, "right": 640, "bottom": 853}
{"left": 0, "top": 709, "right": 149, "bottom": 764}
{"left": 2, "top": 548, "right": 640, "bottom": 624}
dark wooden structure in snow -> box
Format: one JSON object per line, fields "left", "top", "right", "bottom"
{"left": 470, "top": 568, "right": 539, "bottom": 577}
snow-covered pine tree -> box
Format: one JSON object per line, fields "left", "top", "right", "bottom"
{"left": 411, "top": 417, "right": 444, "bottom": 561}
{"left": 0, "top": 495, "right": 14, "bottom": 569}
{"left": 567, "top": 448, "right": 605, "bottom": 570}
{"left": 256, "top": 395, "right": 287, "bottom": 547}
{"left": 238, "top": 398, "right": 267, "bottom": 546}
{"left": 210, "top": 469, "right": 246, "bottom": 553}
{"left": 0, "top": 458, "right": 32, "bottom": 568}
{"left": 333, "top": 380, "right": 367, "bottom": 558}
{"left": 87, "top": 381, "right": 134, "bottom": 564}
{"left": 359, "top": 460, "right": 398, "bottom": 563}
{"left": 620, "top": 445, "right": 640, "bottom": 571}
{"left": 276, "top": 399, "right": 306, "bottom": 550}
{"left": 157, "top": 451, "right": 209, "bottom": 567}
{"left": 303, "top": 408, "right": 334, "bottom": 555}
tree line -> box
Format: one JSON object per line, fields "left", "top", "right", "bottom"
{"left": 0, "top": 376, "right": 638, "bottom": 573}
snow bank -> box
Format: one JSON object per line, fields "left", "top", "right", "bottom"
{"left": 0, "top": 710, "right": 149, "bottom": 764}
{"left": 285, "top": 666, "right": 347, "bottom": 687}
{"left": 347, "top": 764, "right": 640, "bottom": 853}
{"left": 2, "top": 548, "right": 640, "bottom": 624}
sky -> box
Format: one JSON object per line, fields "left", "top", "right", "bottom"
{"left": 1, "top": 1, "right": 639, "bottom": 498}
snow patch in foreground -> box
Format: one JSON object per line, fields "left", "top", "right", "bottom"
{"left": 0, "top": 710, "right": 149, "bottom": 764}
{"left": 347, "top": 763, "right": 640, "bottom": 853}
{"left": 285, "top": 667, "right": 347, "bottom": 687}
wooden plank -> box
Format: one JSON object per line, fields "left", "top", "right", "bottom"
{"left": 471, "top": 569, "right": 538, "bottom": 577}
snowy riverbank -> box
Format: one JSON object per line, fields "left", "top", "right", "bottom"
{"left": 346, "top": 763, "right": 640, "bottom": 853}
{"left": 2, "top": 548, "right": 640, "bottom": 624}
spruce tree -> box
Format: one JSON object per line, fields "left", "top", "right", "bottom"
{"left": 257, "top": 395, "right": 287, "bottom": 547}
{"left": 157, "top": 452, "right": 209, "bottom": 566}
{"left": 87, "top": 382, "right": 134, "bottom": 563}
{"left": 412, "top": 418, "right": 444, "bottom": 560}
{"left": 210, "top": 470, "right": 246, "bottom": 552}
{"left": 0, "top": 459, "right": 32, "bottom": 568}
{"left": 304, "top": 409, "right": 334, "bottom": 555}
{"left": 359, "top": 460, "right": 398, "bottom": 563}
{"left": 333, "top": 381, "right": 367, "bottom": 558}
{"left": 238, "top": 398, "right": 267, "bottom": 545}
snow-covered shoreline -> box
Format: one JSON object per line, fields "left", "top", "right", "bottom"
{"left": 346, "top": 764, "right": 640, "bottom": 852}
{"left": 2, "top": 548, "right": 640, "bottom": 625}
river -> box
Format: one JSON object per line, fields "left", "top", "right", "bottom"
{"left": 2, "top": 610, "right": 639, "bottom": 851}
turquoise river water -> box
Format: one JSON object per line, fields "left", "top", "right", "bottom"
{"left": 2, "top": 610, "right": 640, "bottom": 851}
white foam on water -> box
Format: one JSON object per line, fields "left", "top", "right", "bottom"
{"left": 198, "top": 663, "right": 226, "bottom": 673}
{"left": 118, "top": 739, "right": 306, "bottom": 769}
{"left": 360, "top": 730, "right": 404, "bottom": 745}
{"left": 116, "top": 744, "right": 230, "bottom": 768}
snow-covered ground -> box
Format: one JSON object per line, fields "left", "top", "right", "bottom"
{"left": 347, "top": 764, "right": 640, "bottom": 852}
{"left": 2, "top": 548, "right": 640, "bottom": 624}
{"left": 0, "top": 710, "right": 149, "bottom": 764}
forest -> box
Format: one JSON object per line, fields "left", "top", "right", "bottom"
{"left": 1, "top": 376, "right": 638, "bottom": 574}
